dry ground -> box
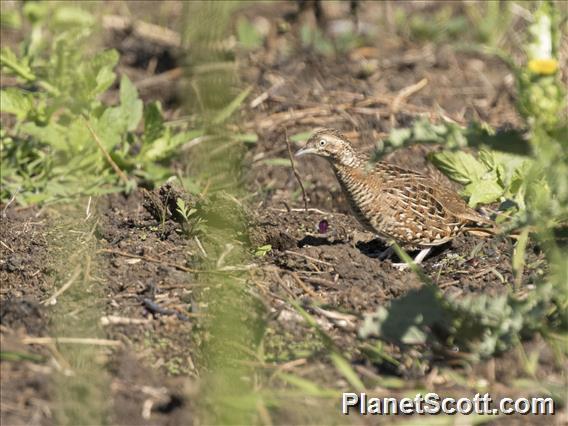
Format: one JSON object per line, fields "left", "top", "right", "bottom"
{"left": 1, "top": 2, "right": 565, "bottom": 425}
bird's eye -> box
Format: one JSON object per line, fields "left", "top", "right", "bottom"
{"left": 319, "top": 139, "right": 326, "bottom": 147}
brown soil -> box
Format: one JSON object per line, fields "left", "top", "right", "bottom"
{"left": 1, "top": 2, "right": 565, "bottom": 426}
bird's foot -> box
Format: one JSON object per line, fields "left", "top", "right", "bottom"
{"left": 389, "top": 248, "right": 432, "bottom": 271}
{"left": 391, "top": 262, "right": 410, "bottom": 271}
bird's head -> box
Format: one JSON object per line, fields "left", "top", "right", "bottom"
{"left": 295, "top": 129, "right": 360, "bottom": 166}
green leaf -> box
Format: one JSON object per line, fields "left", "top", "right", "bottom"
{"left": 290, "top": 131, "right": 312, "bottom": 143}
{"left": 330, "top": 352, "right": 365, "bottom": 392}
{"left": 20, "top": 121, "right": 68, "bottom": 150}
{"left": 431, "top": 151, "right": 489, "bottom": 185}
{"left": 359, "top": 286, "right": 450, "bottom": 345}
{"left": 300, "top": 25, "right": 334, "bottom": 56}
{"left": 512, "top": 228, "right": 530, "bottom": 289}
{"left": 412, "top": 119, "right": 447, "bottom": 142}
{"left": 22, "top": 1, "right": 49, "bottom": 24}
{"left": 0, "top": 47, "right": 35, "bottom": 81}
{"left": 119, "top": 75, "right": 143, "bottom": 131}
{"left": 142, "top": 130, "right": 203, "bottom": 162}
{"left": 386, "top": 127, "right": 412, "bottom": 147}
{"left": 0, "top": 88, "right": 33, "bottom": 119}
{"left": 212, "top": 86, "right": 252, "bottom": 124}
{"left": 176, "top": 198, "right": 187, "bottom": 217}
{"left": 92, "top": 50, "right": 119, "bottom": 96}
{"left": 143, "top": 101, "right": 165, "bottom": 144}
{"left": 233, "top": 133, "right": 257, "bottom": 144}
{"left": 277, "top": 372, "right": 337, "bottom": 397}
{"left": 53, "top": 6, "right": 95, "bottom": 28}
{"left": 95, "top": 106, "right": 126, "bottom": 150}
{"left": 236, "top": 17, "right": 263, "bottom": 49}
{"left": 254, "top": 244, "right": 272, "bottom": 257}
{"left": 0, "top": 8, "right": 22, "bottom": 29}
{"left": 1, "top": 351, "right": 46, "bottom": 363}
{"left": 465, "top": 180, "right": 504, "bottom": 207}
{"left": 261, "top": 158, "right": 291, "bottom": 167}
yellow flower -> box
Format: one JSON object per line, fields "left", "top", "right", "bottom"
{"left": 528, "top": 59, "right": 559, "bottom": 75}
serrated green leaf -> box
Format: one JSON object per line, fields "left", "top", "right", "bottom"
{"left": 465, "top": 180, "right": 504, "bottom": 207}
{"left": 0, "top": 47, "right": 35, "bottom": 81}
{"left": 359, "top": 286, "right": 449, "bottom": 345}
{"left": 432, "top": 151, "right": 489, "bottom": 185}
{"left": 176, "top": 197, "right": 186, "bottom": 212}
{"left": 142, "top": 135, "right": 169, "bottom": 161}
{"left": 95, "top": 106, "right": 126, "bottom": 150}
{"left": 445, "top": 124, "right": 469, "bottom": 147}
{"left": 412, "top": 119, "right": 446, "bottom": 142}
{"left": 0, "top": 88, "right": 33, "bottom": 119}
{"left": 254, "top": 244, "right": 272, "bottom": 257}
{"left": 386, "top": 127, "right": 412, "bottom": 147}
{"left": 142, "top": 129, "right": 203, "bottom": 162}
{"left": 20, "top": 121, "right": 68, "bottom": 150}
{"left": 92, "top": 50, "right": 119, "bottom": 96}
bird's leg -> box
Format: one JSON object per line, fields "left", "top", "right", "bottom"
{"left": 391, "top": 247, "right": 432, "bottom": 271}
{"left": 413, "top": 247, "right": 432, "bottom": 264}
{"left": 378, "top": 246, "right": 394, "bottom": 260}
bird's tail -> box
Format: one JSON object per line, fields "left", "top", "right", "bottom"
{"left": 464, "top": 225, "right": 537, "bottom": 240}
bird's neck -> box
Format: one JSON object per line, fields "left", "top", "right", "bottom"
{"left": 333, "top": 149, "right": 365, "bottom": 169}
{"left": 330, "top": 153, "right": 368, "bottom": 190}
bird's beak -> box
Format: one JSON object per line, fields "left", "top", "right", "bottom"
{"left": 295, "top": 147, "right": 316, "bottom": 157}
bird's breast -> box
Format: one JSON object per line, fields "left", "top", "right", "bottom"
{"left": 333, "top": 166, "right": 387, "bottom": 235}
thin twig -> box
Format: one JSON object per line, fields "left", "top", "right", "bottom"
{"left": 268, "top": 358, "right": 308, "bottom": 383}
{"left": 2, "top": 187, "right": 20, "bottom": 217}
{"left": 84, "top": 196, "right": 93, "bottom": 221}
{"left": 284, "top": 250, "right": 333, "bottom": 267}
{"left": 84, "top": 119, "right": 129, "bottom": 185}
{"left": 216, "top": 243, "right": 234, "bottom": 269}
{"left": 22, "top": 337, "right": 122, "bottom": 347}
{"left": 102, "top": 15, "right": 181, "bottom": 47}
{"left": 304, "top": 276, "right": 340, "bottom": 290}
{"left": 100, "top": 316, "right": 152, "bottom": 326}
{"left": 268, "top": 207, "right": 330, "bottom": 215}
{"left": 390, "top": 78, "right": 429, "bottom": 126}
{"left": 41, "top": 265, "right": 82, "bottom": 306}
{"left": 290, "top": 272, "right": 320, "bottom": 300}
{"left": 134, "top": 67, "right": 183, "bottom": 90}
{"left": 311, "top": 306, "right": 357, "bottom": 330}
{"left": 194, "top": 236, "right": 208, "bottom": 258}
{"left": 98, "top": 248, "right": 201, "bottom": 273}
{"left": 0, "top": 240, "right": 14, "bottom": 253}
{"left": 284, "top": 128, "right": 308, "bottom": 212}
{"left": 273, "top": 272, "right": 298, "bottom": 300}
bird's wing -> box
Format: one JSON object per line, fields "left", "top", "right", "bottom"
{"left": 368, "top": 162, "right": 467, "bottom": 245}
{"left": 374, "top": 162, "right": 489, "bottom": 223}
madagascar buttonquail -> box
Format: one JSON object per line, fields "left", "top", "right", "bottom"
{"left": 295, "top": 128, "right": 492, "bottom": 266}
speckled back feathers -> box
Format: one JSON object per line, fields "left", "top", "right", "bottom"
{"left": 307, "top": 130, "right": 491, "bottom": 248}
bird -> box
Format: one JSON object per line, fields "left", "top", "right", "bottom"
{"left": 295, "top": 128, "right": 493, "bottom": 267}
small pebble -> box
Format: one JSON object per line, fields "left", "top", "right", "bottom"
{"left": 318, "top": 219, "right": 329, "bottom": 234}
